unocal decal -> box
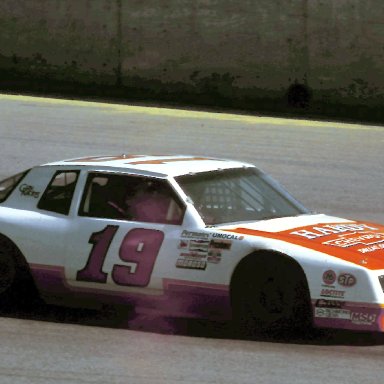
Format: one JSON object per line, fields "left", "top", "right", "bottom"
{"left": 212, "top": 233, "right": 243, "bottom": 240}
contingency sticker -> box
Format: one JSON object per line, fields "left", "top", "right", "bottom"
{"left": 176, "top": 258, "right": 207, "bottom": 270}
{"left": 176, "top": 231, "right": 234, "bottom": 268}
{"left": 177, "top": 231, "right": 210, "bottom": 270}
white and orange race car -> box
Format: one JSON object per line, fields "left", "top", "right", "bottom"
{"left": 0, "top": 154, "right": 383, "bottom": 333}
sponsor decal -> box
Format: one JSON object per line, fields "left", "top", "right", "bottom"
{"left": 314, "top": 300, "right": 379, "bottom": 325}
{"left": 19, "top": 184, "right": 40, "bottom": 198}
{"left": 212, "top": 233, "right": 244, "bottom": 240}
{"left": 290, "top": 223, "right": 378, "bottom": 240}
{"left": 180, "top": 252, "right": 206, "bottom": 259}
{"left": 322, "top": 270, "right": 337, "bottom": 285}
{"left": 315, "top": 299, "right": 344, "bottom": 308}
{"left": 323, "top": 232, "right": 384, "bottom": 248}
{"left": 178, "top": 240, "right": 188, "bottom": 249}
{"left": 320, "top": 288, "right": 345, "bottom": 298}
{"left": 209, "top": 239, "right": 232, "bottom": 250}
{"left": 351, "top": 312, "right": 377, "bottom": 326}
{"left": 314, "top": 307, "right": 351, "bottom": 320}
{"left": 189, "top": 239, "right": 210, "bottom": 252}
{"left": 337, "top": 273, "right": 356, "bottom": 287}
{"left": 358, "top": 243, "right": 384, "bottom": 254}
{"left": 207, "top": 250, "right": 222, "bottom": 264}
{"left": 178, "top": 235, "right": 211, "bottom": 266}
{"left": 176, "top": 258, "right": 207, "bottom": 270}
{"left": 181, "top": 230, "right": 210, "bottom": 240}
{"left": 178, "top": 238, "right": 210, "bottom": 260}
{"left": 227, "top": 221, "right": 384, "bottom": 269}
{"left": 207, "top": 257, "right": 221, "bottom": 264}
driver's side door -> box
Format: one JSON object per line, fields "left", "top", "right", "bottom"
{"left": 64, "top": 171, "right": 185, "bottom": 297}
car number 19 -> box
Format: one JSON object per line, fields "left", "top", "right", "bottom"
{"left": 76, "top": 225, "right": 164, "bottom": 287}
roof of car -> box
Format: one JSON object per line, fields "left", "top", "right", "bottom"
{"left": 45, "top": 154, "right": 254, "bottom": 177}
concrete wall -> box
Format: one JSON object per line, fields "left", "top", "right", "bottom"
{"left": 0, "top": 0, "right": 383, "bottom": 119}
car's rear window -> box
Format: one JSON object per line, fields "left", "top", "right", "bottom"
{"left": 0, "top": 170, "right": 30, "bottom": 203}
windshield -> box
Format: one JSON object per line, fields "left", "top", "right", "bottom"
{"left": 176, "top": 167, "right": 309, "bottom": 225}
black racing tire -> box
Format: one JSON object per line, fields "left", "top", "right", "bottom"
{"left": 0, "top": 241, "right": 18, "bottom": 298}
{"left": 0, "top": 237, "right": 38, "bottom": 307}
{"left": 231, "top": 254, "right": 312, "bottom": 338}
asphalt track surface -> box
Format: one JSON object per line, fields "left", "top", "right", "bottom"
{"left": 0, "top": 94, "right": 384, "bottom": 383}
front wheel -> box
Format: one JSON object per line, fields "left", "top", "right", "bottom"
{"left": 231, "top": 257, "right": 311, "bottom": 337}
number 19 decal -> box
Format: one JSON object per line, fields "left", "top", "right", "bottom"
{"left": 76, "top": 226, "right": 164, "bottom": 287}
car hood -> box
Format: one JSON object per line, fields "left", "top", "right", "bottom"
{"left": 220, "top": 214, "right": 384, "bottom": 270}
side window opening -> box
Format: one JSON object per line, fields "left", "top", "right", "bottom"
{"left": 80, "top": 173, "right": 185, "bottom": 225}
{"left": 38, "top": 170, "right": 79, "bottom": 215}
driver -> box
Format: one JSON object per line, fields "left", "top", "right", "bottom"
{"left": 127, "top": 180, "right": 171, "bottom": 223}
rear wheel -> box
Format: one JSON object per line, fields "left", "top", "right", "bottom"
{"left": 0, "top": 242, "right": 18, "bottom": 297}
{"left": 0, "top": 237, "right": 37, "bottom": 306}
{"left": 231, "top": 255, "right": 312, "bottom": 337}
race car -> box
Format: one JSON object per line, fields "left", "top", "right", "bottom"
{"left": 0, "top": 154, "right": 383, "bottom": 334}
